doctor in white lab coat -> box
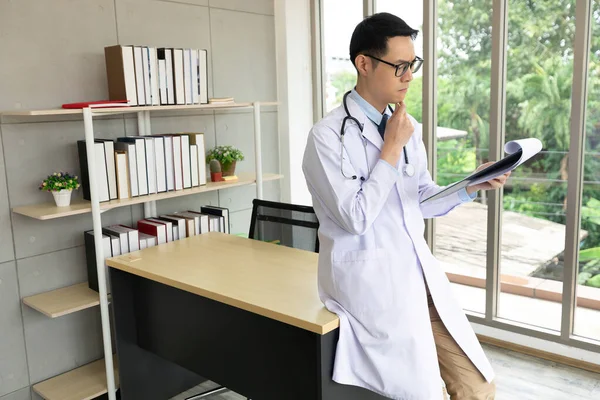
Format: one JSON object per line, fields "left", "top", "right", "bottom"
{"left": 302, "top": 13, "right": 510, "bottom": 400}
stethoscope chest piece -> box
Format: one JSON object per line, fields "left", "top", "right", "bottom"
{"left": 403, "top": 164, "right": 415, "bottom": 177}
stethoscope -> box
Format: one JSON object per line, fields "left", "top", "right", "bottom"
{"left": 339, "top": 91, "right": 414, "bottom": 181}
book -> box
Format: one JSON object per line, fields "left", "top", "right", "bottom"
{"left": 180, "top": 133, "right": 206, "bottom": 185}
{"left": 114, "top": 141, "right": 139, "bottom": 197}
{"left": 95, "top": 139, "right": 118, "bottom": 200}
{"left": 157, "top": 215, "right": 186, "bottom": 240}
{"left": 198, "top": 49, "right": 208, "bottom": 104}
{"left": 420, "top": 138, "right": 543, "bottom": 204}
{"left": 139, "top": 232, "right": 157, "bottom": 248}
{"left": 145, "top": 217, "right": 173, "bottom": 242}
{"left": 190, "top": 144, "right": 199, "bottom": 187}
{"left": 208, "top": 97, "right": 234, "bottom": 104}
{"left": 173, "top": 48, "right": 185, "bottom": 105}
{"left": 114, "top": 150, "right": 130, "bottom": 199}
{"left": 84, "top": 230, "right": 113, "bottom": 293}
{"left": 149, "top": 47, "right": 160, "bottom": 106}
{"left": 185, "top": 211, "right": 210, "bottom": 233}
{"left": 200, "top": 205, "right": 230, "bottom": 234}
{"left": 137, "top": 219, "right": 167, "bottom": 245}
{"left": 133, "top": 46, "right": 146, "bottom": 105}
{"left": 62, "top": 100, "right": 130, "bottom": 109}
{"left": 77, "top": 140, "right": 110, "bottom": 202}
{"left": 104, "top": 44, "right": 138, "bottom": 106}
{"left": 117, "top": 137, "right": 148, "bottom": 195}
{"left": 173, "top": 212, "right": 201, "bottom": 235}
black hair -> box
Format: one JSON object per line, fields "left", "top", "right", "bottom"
{"left": 349, "top": 12, "right": 419, "bottom": 67}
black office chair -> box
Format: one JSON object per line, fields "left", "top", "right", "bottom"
{"left": 185, "top": 200, "right": 319, "bottom": 400}
{"left": 248, "top": 199, "right": 320, "bottom": 253}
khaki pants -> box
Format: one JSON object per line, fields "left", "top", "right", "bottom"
{"left": 427, "top": 290, "right": 496, "bottom": 400}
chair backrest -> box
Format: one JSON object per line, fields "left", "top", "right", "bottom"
{"left": 248, "top": 199, "right": 319, "bottom": 253}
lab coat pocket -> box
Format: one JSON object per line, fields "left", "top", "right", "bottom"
{"left": 331, "top": 248, "right": 393, "bottom": 318}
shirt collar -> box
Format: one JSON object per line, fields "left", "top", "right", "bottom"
{"left": 348, "top": 88, "right": 391, "bottom": 126}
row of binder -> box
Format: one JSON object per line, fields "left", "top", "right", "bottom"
{"left": 105, "top": 45, "right": 208, "bottom": 106}
{"left": 85, "top": 205, "right": 230, "bottom": 293}
{"left": 77, "top": 133, "right": 206, "bottom": 203}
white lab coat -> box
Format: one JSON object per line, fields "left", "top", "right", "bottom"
{"left": 302, "top": 97, "right": 495, "bottom": 400}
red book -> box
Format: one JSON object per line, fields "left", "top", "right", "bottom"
{"left": 62, "top": 100, "right": 130, "bottom": 109}
{"left": 137, "top": 220, "right": 167, "bottom": 245}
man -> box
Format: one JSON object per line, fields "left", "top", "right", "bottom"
{"left": 302, "top": 12, "right": 509, "bottom": 400}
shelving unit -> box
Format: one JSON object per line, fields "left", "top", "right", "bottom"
{"left": 32, "top": 357, "right": 119, "bottom": 400}
{"left": 2, "top": 101, "right": 279, "bottom": 400}
{"left": 22, "top": 283, "right": 100, "bottom": 318}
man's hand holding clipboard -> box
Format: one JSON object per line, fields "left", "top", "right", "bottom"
{"left": 421, "top": 138, "right": 543, "bottom": 204}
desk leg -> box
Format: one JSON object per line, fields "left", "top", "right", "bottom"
{"left": 111, "top": 268, "right": 205, "bottom": 400}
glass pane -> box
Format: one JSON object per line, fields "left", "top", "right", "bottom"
{"left": 574, "top": 0, "right": 600, "bottom": 343}
{"left": 322, "top": 0, "right": 363, "bottom": 113}
{"left": 433, "top": 0, "right": 493, "bottom": 315}
{"left": 498, "top": 0, "right": 576, "bottom": 333}
{"left": 375, "top": 0, "right": 423, "bottom": 115}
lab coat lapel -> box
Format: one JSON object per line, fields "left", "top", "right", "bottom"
{"left": 346, "top": 97, "right": 383, "bottom": 151}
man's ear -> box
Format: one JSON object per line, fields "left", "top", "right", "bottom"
{"left": 354, "top": 54, "right": 371, "bottom": 77}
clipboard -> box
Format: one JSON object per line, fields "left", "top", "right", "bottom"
{"left": 420, "top": 138, "right": 543, "bottom": 204}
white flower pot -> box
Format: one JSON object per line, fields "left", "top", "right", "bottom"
{"left": 52, "top": 189, "right": 72, "bottom": 207}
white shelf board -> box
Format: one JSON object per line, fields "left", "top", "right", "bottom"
{"left": 0, "top": 101, "right": 278, "bottom": 117}
{"left": 13, "top": 173, "right": 283, "bottom": 220}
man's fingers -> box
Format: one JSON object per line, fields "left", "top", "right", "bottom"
{"left": 392, "top": 102, "right": 406, "bottom": 118}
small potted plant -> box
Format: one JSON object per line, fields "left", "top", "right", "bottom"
{"left": 39, "top": 172, "right": 80, "bottom": 207}
{"left": 206, "top": 145, "right": 244, "bottom": 177}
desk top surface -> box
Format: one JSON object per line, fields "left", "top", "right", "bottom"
{"left": 106, "top": 232, "right": 340, "bottom": 334}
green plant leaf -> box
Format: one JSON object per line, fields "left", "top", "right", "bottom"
{"left": 585, "top": 274, "right": 600, "bottom": 288}
{"left": 579, "top": 247, "right": 600, "bottom": 262}
{"left": 578, "top": 272, "right": 593, "bottom": 285}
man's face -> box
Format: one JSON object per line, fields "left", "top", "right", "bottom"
{"left": 369, "top": 36, "right": 416, "bottom": 105}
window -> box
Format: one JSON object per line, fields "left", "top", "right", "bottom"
{"left": 322, "top": 0, "right": 364, "bottom": 113}
{"left": 314, "top": 0, "right": 600, "bottom": 352}
{"left": 433, "top": 0, "right": 492, "bottom": 315}
{"left": 574, "top": 0, "right": 600, "bottom": 342}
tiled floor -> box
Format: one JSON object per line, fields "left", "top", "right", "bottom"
{"left": 171, "top": 343, "right": 600, "bottom": 399}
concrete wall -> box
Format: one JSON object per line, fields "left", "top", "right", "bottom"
{"left": 0, "top": 1, "right": 279, "bottom": 398}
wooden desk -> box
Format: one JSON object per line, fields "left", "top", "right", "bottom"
{"left": 107, "top": 233, "right": 385, "bottom": 400}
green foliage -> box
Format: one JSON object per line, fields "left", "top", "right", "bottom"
{"left": 436, "top": 0, "right": 600, "bottom": 284}
{"left": 206, "top": 145, "right": 244, "bottom": 168}
{"left": 580, "top": 247, "right": 600, "bottom": 263}
{"left": 580, "top": 197, "right": 600, "bottom": 256}
{"left": 39, "top": 172, "right": 80, "bottom": 192}
{"left": 330, "top": 70, "right": 357, "bottom": 106}
{"left": 587, "top": 274, "right": 600, "bottom": 288}
{"left": 436, "top": 139, "right": 477, "bottom": 186}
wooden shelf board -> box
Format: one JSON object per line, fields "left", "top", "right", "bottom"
{"left": 23, "top": 283, "right": 100, "bottom": 318}
{"left": 33, "top": 358, "right": 118, "bottom": 400}
{"left": 12, "top": 173, "right": 283, "bottom": 220}
{"left": 1, "top": 101, "right": 278, "bottom": 117}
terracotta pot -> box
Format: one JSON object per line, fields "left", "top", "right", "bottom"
{"left": 211, "top": 172, "right": 223, "bottom": 182}
{"left": 221, "top": 161, "right": 237, "bottom": 177}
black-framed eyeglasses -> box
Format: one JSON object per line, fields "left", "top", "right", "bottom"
{"left": 364, "top": 55, "right": 424, "bottom": 78}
